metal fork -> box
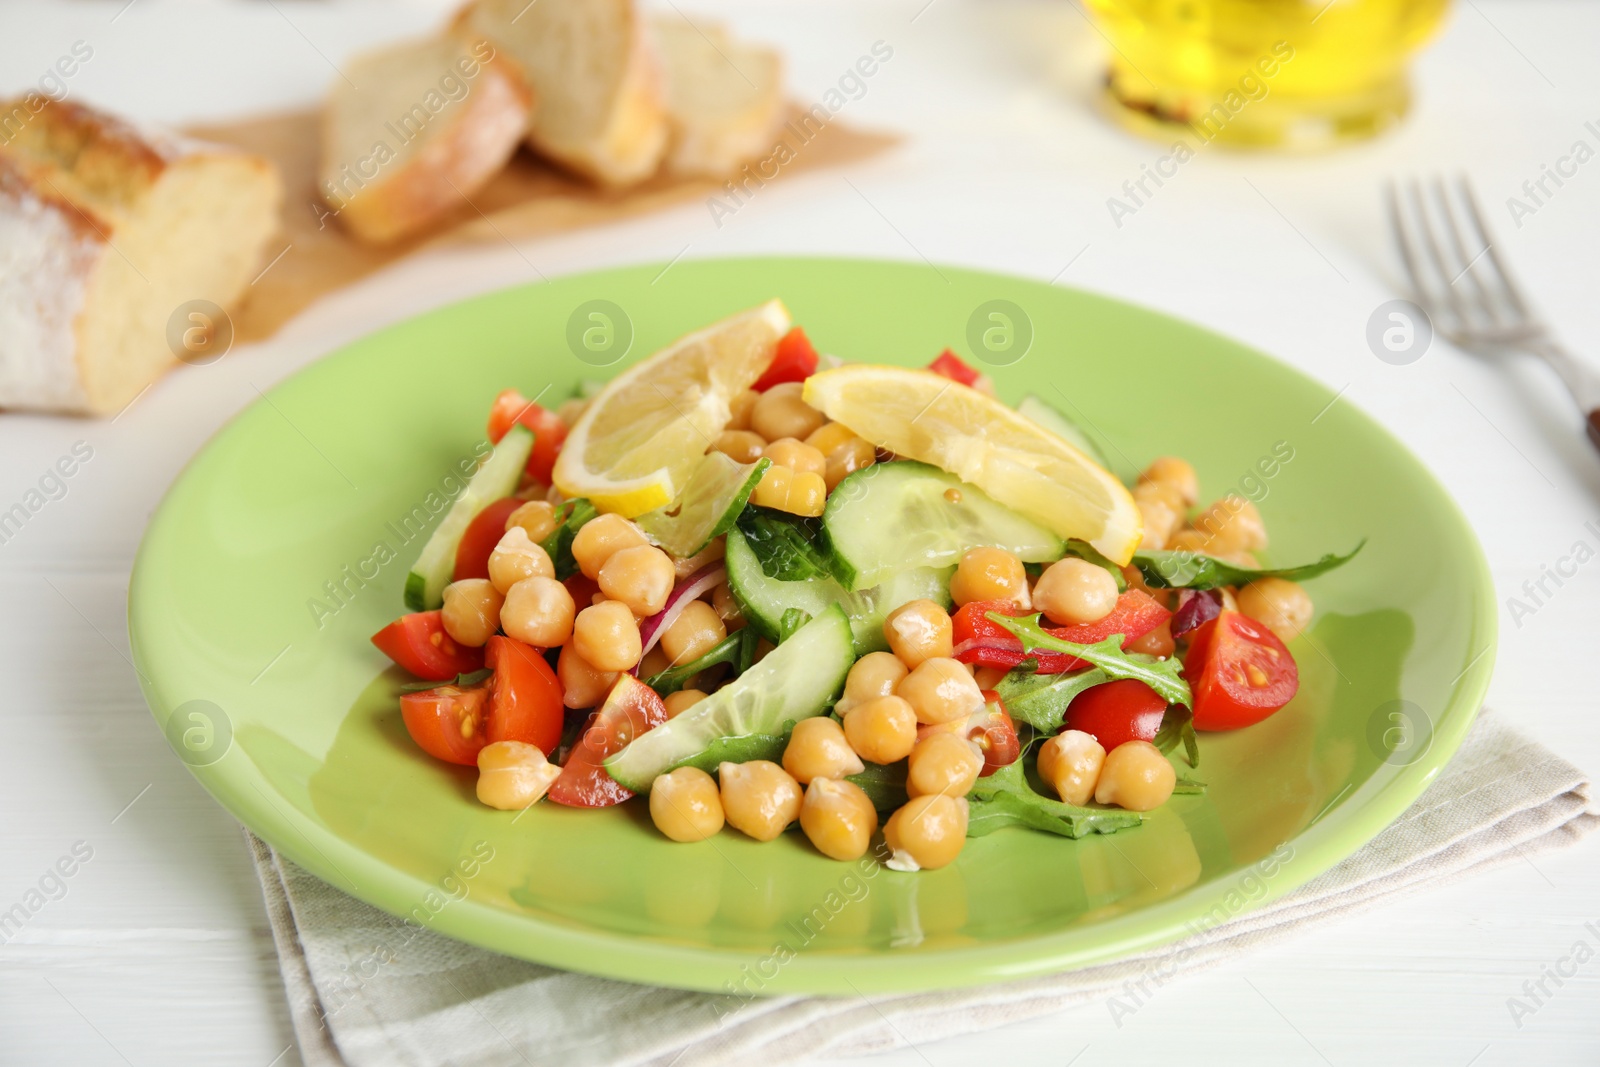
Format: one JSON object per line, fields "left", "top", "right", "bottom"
{"left": 1387, "top": 176, "right": 1600, "bottom": 452}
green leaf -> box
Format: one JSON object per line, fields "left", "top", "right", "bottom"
{"left": 397, "top": 668, "right": 492, "bottom": 693}
{"left": 665, "top": 730, "right": 790, "bottom": 775}
{"left": 1173, "top": 773, "right": 1207, "bottom": 795}
{"left": 736, "top": 506, "right": 835, "bottom": 581}
{"left": 777, "top": 608, "right": 812, "bottom": 643}
{"left": 966, "top": 761, "right": 1142, "bottom": 839}
{"left": 993, "top": 664, "right": 1108, "bottom": 733}
{"left": 540, "top": 499, "right": 600, "bottom": 579}
{"left": 847, "top": 761, "right": 909, "bottom": 812}
{"left": 645, "top": 629, "right": 752, "bottom": 695}
{"left": 1132, "top": 540, "right": 1365, "bottom": 590}
{"left": 1151, "top": 705, "right": 1199, "bottom": 768}
{"left": 985, "top": 612, "right": 1192, "bottom": 707}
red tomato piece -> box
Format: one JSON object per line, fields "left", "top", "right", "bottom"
{"left": 752, "top": 327, "right": 819, "bottom": 392}
{"left": 917, "top": 693, "right": 1021, "bottom": 777}
{"left": 400, "top": 683, "right": 490, "bottom": 765}
{"left": 1063, "top": 679, "right": 1168, "bottom": 751}
{"left": 486, "top": 389, "right": 569, "bottom": 485}
{"left": 485, "top": 636, "right": 565, "bottom": 754}
{"left": 563, "top": 572, "right": 601, "bottom": 609}
{"left": 371, "top": 611, "right": 485, "bottom": 681}
{"left": 1184, "top": 610, "right": 1299, "bottom": 731}
{"left": 547, "top": 675, "right": 668, "bottom": 807}
{"left": 453, "top": 497, "right": 524, "bottom": 583}
{"left": 928, "top": 349, "right": 981, "bottom": 386}
{"left": 950, "top": 592, "right": 1172, "bottom": 673}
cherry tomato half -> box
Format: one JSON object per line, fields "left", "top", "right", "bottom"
{"left": 1184, "top": 610, "right": 1299, "bottom": 731}
{"left": 951, "top": 592, "right": 1172, "bottom": 672}
{"left": 487, "top": 389, "right": 568, "bottom": 485}
{"left": 453, "top": 497, "right": 523, "bottom": 583}
{"left": 751, "top": 327, "right": 819, "bottom": 392}
{"left": 485, "top": 636, "right": 565, "bottom": 754}
{"left": 400, "top": 683, "right": 491, "bottom": 765}
{"left": 547, "top": 675, "right": 667, "bottom": 807}
{"left": 928, "top": 349, "right": 981, "bottom": 386}
{"left": 1063, "top": 679, "right": 1168, "bottom": 751}
{"left": 371, "top": 611, "right": 485, "bottom": 681}
{"left": 918, "top": 693, "right": 1021, "bottom": 776}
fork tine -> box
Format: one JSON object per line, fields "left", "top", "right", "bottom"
{"left": 1431, "top": 178, "right": 1501, "bottom": 326}
{"left": 1406, "top": 179, "right": 1470, "bottom": 329}
{"left": 1387, "top": 182, "right": 1436, "bottom": 316}
{"left": 1458, "top": 176, "right": 1533, "bottom": 321}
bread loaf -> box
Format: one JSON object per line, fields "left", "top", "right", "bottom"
{"left": 0, "top": 99, "right": 282, "bottom": 415}
{"left": 651, "top": 17, "right": 784, "bottom": 179}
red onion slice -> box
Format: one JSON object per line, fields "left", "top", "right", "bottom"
{"left": 636, "top": 563, "right": 727, "bottom": 668}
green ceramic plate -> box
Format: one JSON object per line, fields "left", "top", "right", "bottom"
{"left": 130, "top": 257, "right": 1494, "bottom": 995}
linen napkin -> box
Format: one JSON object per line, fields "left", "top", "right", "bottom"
{"left": 248, "top": 709, "right": 1596, "bottom": 1067}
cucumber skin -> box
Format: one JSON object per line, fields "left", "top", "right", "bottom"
{"left": 403, "top": 425, "right": 533, "bottom": 612}
{"left": 604, "top": 605, "right": 853, "bottom": 793}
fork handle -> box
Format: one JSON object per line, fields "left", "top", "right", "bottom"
{"left": 1531, "top": 342, "right": 1600, "bottom": 452}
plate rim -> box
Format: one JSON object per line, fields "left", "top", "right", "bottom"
{"left": 129, "top": 254, "right": 1497, "bottom": 995}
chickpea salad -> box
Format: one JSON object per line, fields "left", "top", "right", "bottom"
{"left": 369, "top": 301, "right": 1363, "bottom": 872}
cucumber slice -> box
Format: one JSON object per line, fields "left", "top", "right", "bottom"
{"left": 1017, "top": 395, "right": 1112, "bottom": 472}
{"left": 823, "top": 461, "right": 1063, "bottom": 589}
{"left": 604, "top": 605, "right": 853, "bottom": 792}
{"left": 403, "top": 425, "right": 533, "bottom": 611}
{"left": 637, "top": 454, "right": 769, "bottom": 558}
{"left": 725, "top": 528, "right": 951, "bottom": 653}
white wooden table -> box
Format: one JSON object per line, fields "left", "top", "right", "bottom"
{"left": 3, "top": 1, "right": 1598, "bottom": 1063}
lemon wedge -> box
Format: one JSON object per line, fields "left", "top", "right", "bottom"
{"left": 554, "top": 300, "right": 791, "bottom": 516}
{"left": 802, "top": 365, "right": 1143, "bottom": 564}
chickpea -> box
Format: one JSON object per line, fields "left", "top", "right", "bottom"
{"left": 1037, "top": 730, "right": 1106, "bottom": 806}
{"left": 750, "top": 382, "right": 826, "bottom": 442}
{"left": 842, "top": 695, "right": 918, "bottom": 764}
{"left": 906, "top": 732, "right": 983, "bottom": 798}
{"left": 598, "top": 544, "right": 676, "bottom": 616}
{"left": 1168, "top": 528, "right": 1212, "bottom": 555}
{"left": 557, "top": 644, "right": 618, "bottom": 709}
{"left": 555, "top": 397, "right": 588, "bottom": 427}
{"left": 973, "top": 665, "right": 1007, "bottom": 690}
{"left": 823, "top": 437, "right": 876, "bottom": 491}
{"left": 673, "top": 538, "right": 725, "bottom": 580}
{"left": 726, "top": 388, "right": 760, "bottom": 432}
{"left": 1192, "top": 496, "right": 1267, "bottom": 553}
{"left": 1094, "top": 740, "right": 1176, "bottom": 811}
{"left": 782, "top": 716, "right": 865, "bottom": 783}
{"left": 660, "top": 600, "right": 727, "bottom": 665}
{"left": 1126, "top": 619, "right": 1175, "bottom": 658}
{"left": 1138, "top": 456, "right": 1198, "bottom": 508}
{"left": 476, "top": 741, "right": 561, "bottom": 810}
{"left": 897, "top": 657, "right": 984, "bottom": 725}
{"left": 572, "top": 600, "right": 642, "bottom": 672}
{"left": 487, "top": 527, "right": 555, "bottom": 594}
{"left": 1237, "top": 577, "right": 1313, "bottom": 642}
{"left": 834, "top": 651, "right": 908, "bottom": 715}
{"left": 804, "top": 421, "right": 858, "bottom": 455}
{"left": 500, "top": 576, "right": 575, "bottom": 647}
{"left": 505, "top": 500, "right": 559, "bottom": 542}
{"left": 663, "top": 689, "right": 707, "bottom": 718}
{"left": 762, "top": 437, "right": 827, "bottom": 477}
{"left": 717, "top": 760, "right": 803, "bottom": 841}
{"left": 1133, "top": 485, "right": 1183, "bottom": 552}
{"left": 711, "top": 429, "right": 765, "bottom": 464}
{"left": 1033, "top": 558, "right": 1118, "bottom": 625}
{"left": 441, "top": 578, "right": 505, "bottom": 647}
{"left": 712, "top": 581, "right": 746, "bottom": 631}
{"left": 572, "top": 513, "right": 649, "bottom": 580}
{"left": 650, "top": 767, "right": 725, "bottom": 842}
{"left": 638, "top": 644, "right": 671, "bottom": 679}
{"left": 948, "top": 546, "right": 1029, "bottom": 607}
{"left": 883, "top": 599, "right": 953, "bottom": 669}
{"left": 751, "top": 464, "right": 826, "bottom": 517}
{"left": 799, "top": 778, "right": 878, "bottom": 861}
{"left": 883, "top": 794, "right": 969, "bottom": 871}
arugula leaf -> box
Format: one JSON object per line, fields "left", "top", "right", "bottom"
{"left": 540, "top": 499, "right": 600, "bottom": 579}
{"left": 1133, "top": 540, "right": 1365, "bottom": 590}
{"left": 967, "top": 761, "right": 1142, "bottom": 839}
{"left": 993, "top": 664, "right": 1108, "bottom": 733}
{"left": 644, "top": 628, "right": 759, "bottom": 695}
{"left": 665, "top": 728, "right": 790, "bottom": 775}
{"left": 1151, "top": 705, "right": 1199, "bottom": 768}
{"left": 1173, "top": 773, "right": 1207, "bottom": 795}
{"left": 847, "top": 761, "right": 909, "bottom": 813}
{"left": 777, "top": 608, "right": 812, "bottom": 643}
{"left": 986, "top": 612, "right": 1192, "bottom": 707}
{"left": 736, "top": 506, "right": 835, "bottom": 581}
{"left": 398, "top": 668, "right": 493, "bottom": 693}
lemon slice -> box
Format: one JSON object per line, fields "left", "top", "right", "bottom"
{"left": 802, "top": 365, "right": 1143, "bottom": 564}
{"left": 554, "top": 300, "right": 791, "bottom": 516}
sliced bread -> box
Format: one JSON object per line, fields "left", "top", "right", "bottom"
{"left": 320, "top": 31, "right": 535, "bottom": 244}
{"left": 0, "top": 99, "right": 281, "bottom": 415}
{"left": 457, "top": 0, "right": 668, "bottom": 187}
{"left": 651, "top": 17, "right": 785, "bottom": 179}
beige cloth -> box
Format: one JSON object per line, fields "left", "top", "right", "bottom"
{"left": 248, "top": 709, "right": 1596, "bottom": 1067}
